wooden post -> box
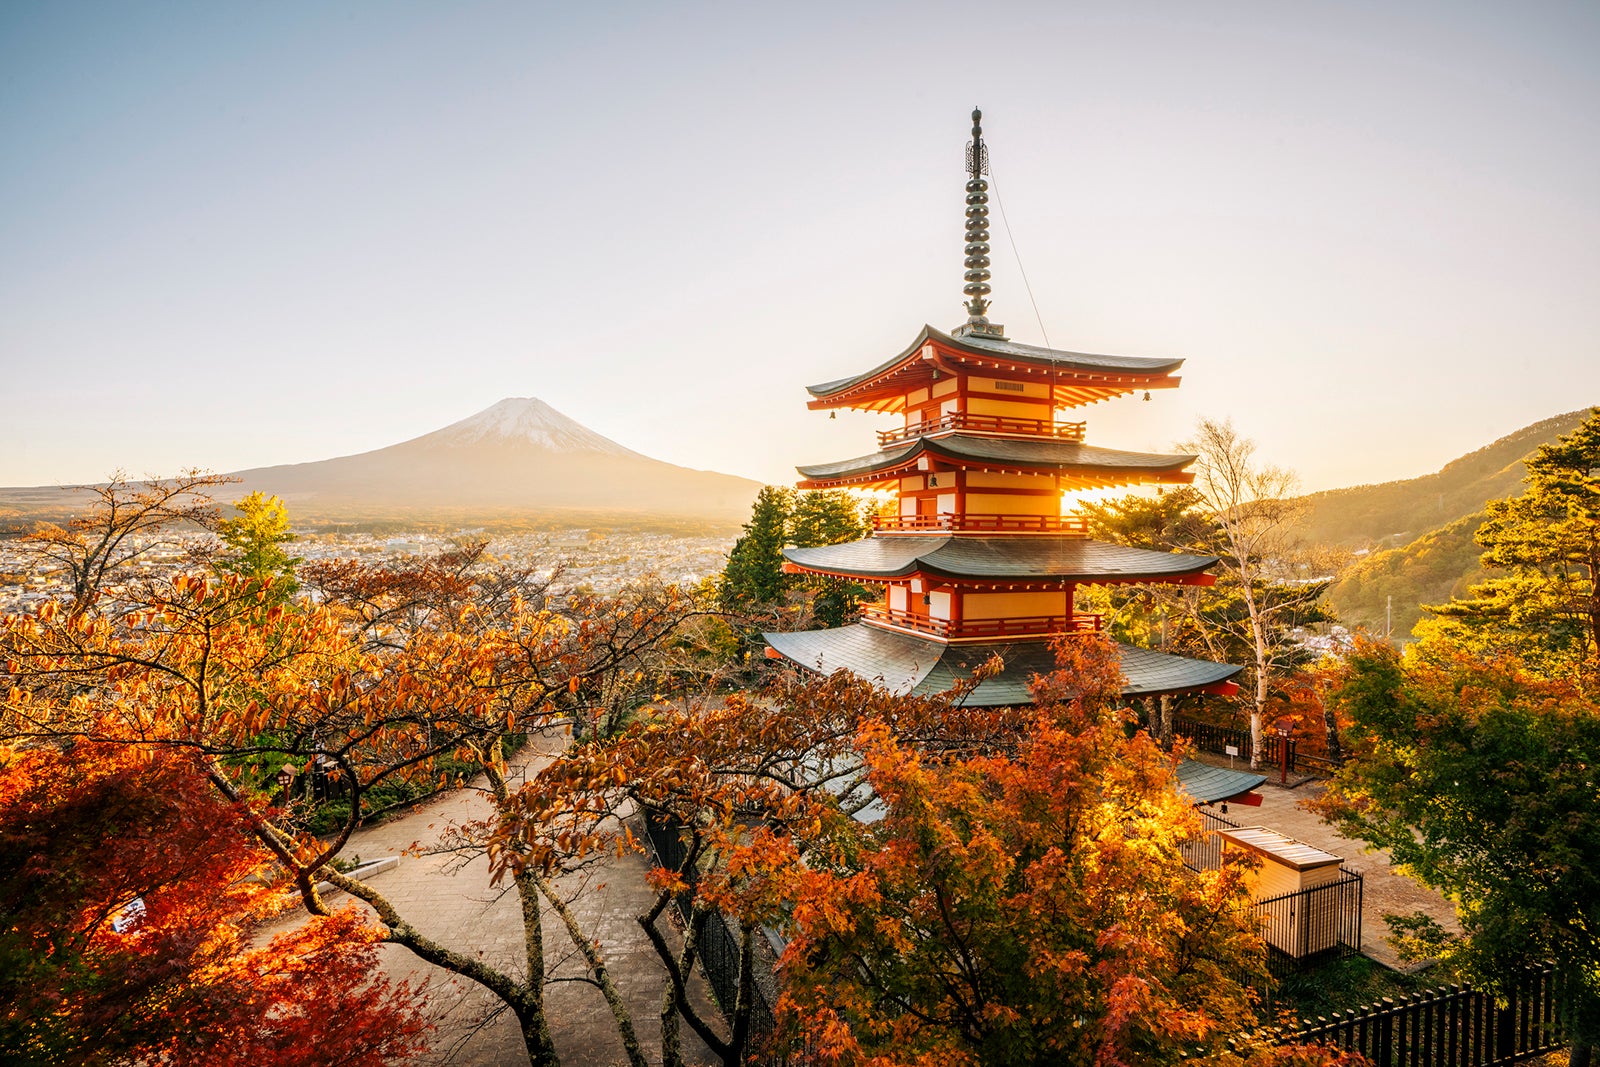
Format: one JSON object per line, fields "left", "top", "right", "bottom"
{"left": 1378, "top": 997, "right": 1395, "bottom": 1066}
{"left": 1498, "top": 980, "right": 1518, "bottom": 1063}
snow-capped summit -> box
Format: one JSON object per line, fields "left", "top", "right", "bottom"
{"left": 426, "top": 398, "right": 644, "bottom": 458}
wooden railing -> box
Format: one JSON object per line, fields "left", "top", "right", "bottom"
{"left": 860, "top": 605, "right": 1103, "bottom": 640}
{"left": 1173, "top": 715, "right": 1298, "bottom": 773}
{"left": 872, "top": 513, "right": 1090, "bottom": 535}
{"left": 878, "top": 411, "right": 1086, "bottom": 447}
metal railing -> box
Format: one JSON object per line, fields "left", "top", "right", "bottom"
{"left": 639, "top": 814, "right": 781, "bottom": 1049}
{"left": 859, "top": 604, "right": 1104, "bottom": 640}
{"left": 877, "top": 411, "right": 1086, "bottom": 447}
{"left": 1253, "top": 871, "right": 1363, "bottom": 973}
{"left": 1181, "top": 808, "right": 1362, "bottom": 977}
{"left": 1179, "top": 806, "right": 1243, "bottom": 872}
{"left": 871, "top": 513, "right": 1090, "bottom": 535}
{"left": 1289, "top": 966, "right": 1568, "bottom": 1066}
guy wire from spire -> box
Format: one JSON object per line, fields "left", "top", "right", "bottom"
{"left": 988, "top": 166, "right": 1054, "bottom": 352}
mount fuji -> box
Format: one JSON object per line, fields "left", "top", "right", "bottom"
{"left": 221, "top": 397, "right": 762, "bottom": 521}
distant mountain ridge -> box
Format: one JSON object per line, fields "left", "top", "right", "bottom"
{"left": 1326, "top": 514, "right": 1487, "bottom": 637}
{"left": 1309, "top": 407, "right": 1596, "bottom": 636}
{"left": 0, "top": 398, "right": 762, "bottom": 528}
{"left": 1295, "top": 409, "right": 1593, "bottom": 551}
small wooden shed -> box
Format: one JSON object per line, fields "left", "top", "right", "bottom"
{"left": 1216, "top": 826, "right": 1345, "bottom": 958}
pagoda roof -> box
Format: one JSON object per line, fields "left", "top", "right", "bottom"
{"left": 1175, "top": 761, "right": 1268, "bottom": 805}
{"left": 762, "top": 624, "right": 1241, "bottom": 705}
{"left": 796, "top": 434, "right": 1196, "bottom": 489}
{"left": 783, "top": 535, "right": 1217, "bottom": 585}
{"left": 806, "top": 325, "right": 1184, "bottom": 412}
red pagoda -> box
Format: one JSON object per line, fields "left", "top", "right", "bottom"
{"left": 764, "top": 110, "right": 1242, "bottom": 706}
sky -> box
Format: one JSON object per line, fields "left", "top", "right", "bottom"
{"left": 2, "top": 1, "right": 1597, "bottom": 496}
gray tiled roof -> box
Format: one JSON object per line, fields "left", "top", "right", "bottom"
{"left": 797, "top": 435, "right": 1195, "bottom": 481}
{"left": 807, "top": 325, "right": 1183, "bottom": 398}
{"left": 783, "top": 536, "right": 1218, "bottom": 582}
{"left": 762, "top": 624, "right": 1241, "bottom": 706}
{"left": 1174, "top": 760, "right": 1268, "bottom": 805}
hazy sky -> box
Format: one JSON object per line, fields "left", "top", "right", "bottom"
{"left": 3, "top": 1, "right": 1597, "bottom": 495}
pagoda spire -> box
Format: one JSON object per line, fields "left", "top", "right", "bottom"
{"left": 957, "top": 108, "right": 1005, "bottom": 339}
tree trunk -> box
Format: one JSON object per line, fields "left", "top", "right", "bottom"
{"left": 660, "top": 982, "right": 683, "bottom": 1067}
{"left": 641, "top": 898, "right": 733, "bottom": 1064}
{"left": 538, "top": 873, "right": 648, "bottom": 1067}
{"left": 1571, "top": 988, "right": 1599, "bottom": 1067}
{"left": 515, "top": 867, "right": 559, "bottom": 1065}
{"left": 1250, "top": 631, "right": 1269, "bottom": 769}
{"left": 658, "top": 903, "right": 705, "bottom": 1067}
{"left": 321, "top": 867, "right": 559, "bottom": 1065}
{"left": 728, "top": 920, "right": 756, "bottom": 1067}
{"left": 1158, "top": 694, "right": 1174, "bottom": 749}
{"left": 516, "top": 1005, "right": 561, "bottom": 1067}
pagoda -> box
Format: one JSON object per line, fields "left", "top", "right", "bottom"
{"left": 764, "top": 110, "right": 1242, "bottom": 707}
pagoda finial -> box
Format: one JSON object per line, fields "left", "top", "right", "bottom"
{"left": 955, "top": 108, "right": 1005, "bottom": 339}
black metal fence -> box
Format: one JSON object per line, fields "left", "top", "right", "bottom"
{"left": 1181, "top": 807, "right": 1363, "bottom": 976}
{"left": 638, "top": 813, "right": 781, "bottom": 1046}
{"left": 1254, "top": 870, "right": 1364, "bottom": 977}
{"left": 1180, "top": 805, "right": 1244, "bottom": 871}
{"left": 1288, "top": 967, "right": 1568, "bottom": 1065}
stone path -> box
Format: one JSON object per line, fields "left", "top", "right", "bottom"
{"left": 1200, "top": 757, "right": 1462, "bottom": 971}
{"left": 261, "top": 739, "right": 721, "bottom": 1066}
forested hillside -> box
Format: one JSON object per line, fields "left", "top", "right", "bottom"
{"left": 1295, "top": 410, "right": 1591, "bottom": 550}
{"left": 1325, "top": 513, "right": 1486, "bottom": 636}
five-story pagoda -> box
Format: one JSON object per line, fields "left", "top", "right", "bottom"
{"left": 764, "top": 110, "right": 1242, "bottom": 706}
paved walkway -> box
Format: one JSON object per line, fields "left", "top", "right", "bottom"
{"left": 1198, "top": 756, "right": 1462, "bottom": 971}
{"left": 261, "top": 740, "right": 720, "bottom": 1066}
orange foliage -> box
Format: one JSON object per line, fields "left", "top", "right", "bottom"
{"left": 0, "top": 733, "right": 427, "bottom": 1064}
{"left": 772, "top": 636, "right": 1355, "bottom": 1067}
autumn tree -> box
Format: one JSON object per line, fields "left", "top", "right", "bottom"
{"left": 1417, "top": 406, "right": 1600, "bottom": 684}
{"left": 2, "top": 550, "right": 699, "bottom": 1067}
{"left": 1316, "top": 638, "right": 1600, "bottom": 1066}
{"left": 214, "top": 490, "right": 301, "bottom": 598}
{"left": 496, "top": 670, "right": 1002, "bottom": 1066}
{"left": 1180, "top": 419, "right": 1331, "bottom": 767}
{"left": 19, "top": 469, "right": 229, "bottom": 617}
{"left": 771, "top": 637, "right": 1312, "bottom": 1067}
{"left": 0, "top": 733, "right": 426, "bottom": 1065}
{"left": 1081, "top": 473, "right": 1335, "bottom": 761}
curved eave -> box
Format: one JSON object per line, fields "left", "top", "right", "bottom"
{"left": 795, "top": 435, "right": 1197, "bottom": 490}
{"left": 805, "top": 325, "right": 1185, "bottom": 413}
{"left": 762, "top": 624, "right": 1241, "bottom": 705}
{"left": 1176, "top": 760, "right": 1268, "bottom": 805}
{"left": 781, "top": 536, "right": 1220, "bottom": 585}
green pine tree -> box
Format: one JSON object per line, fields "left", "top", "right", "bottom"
{"left": 789, "top": 490, "right": 872, "bottom": 629}
{"left": 719, "top": 486, "right": 793, "bottom": 612}
{"left": 1419, "top": 406, "right": 1600, "bottom": 683}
